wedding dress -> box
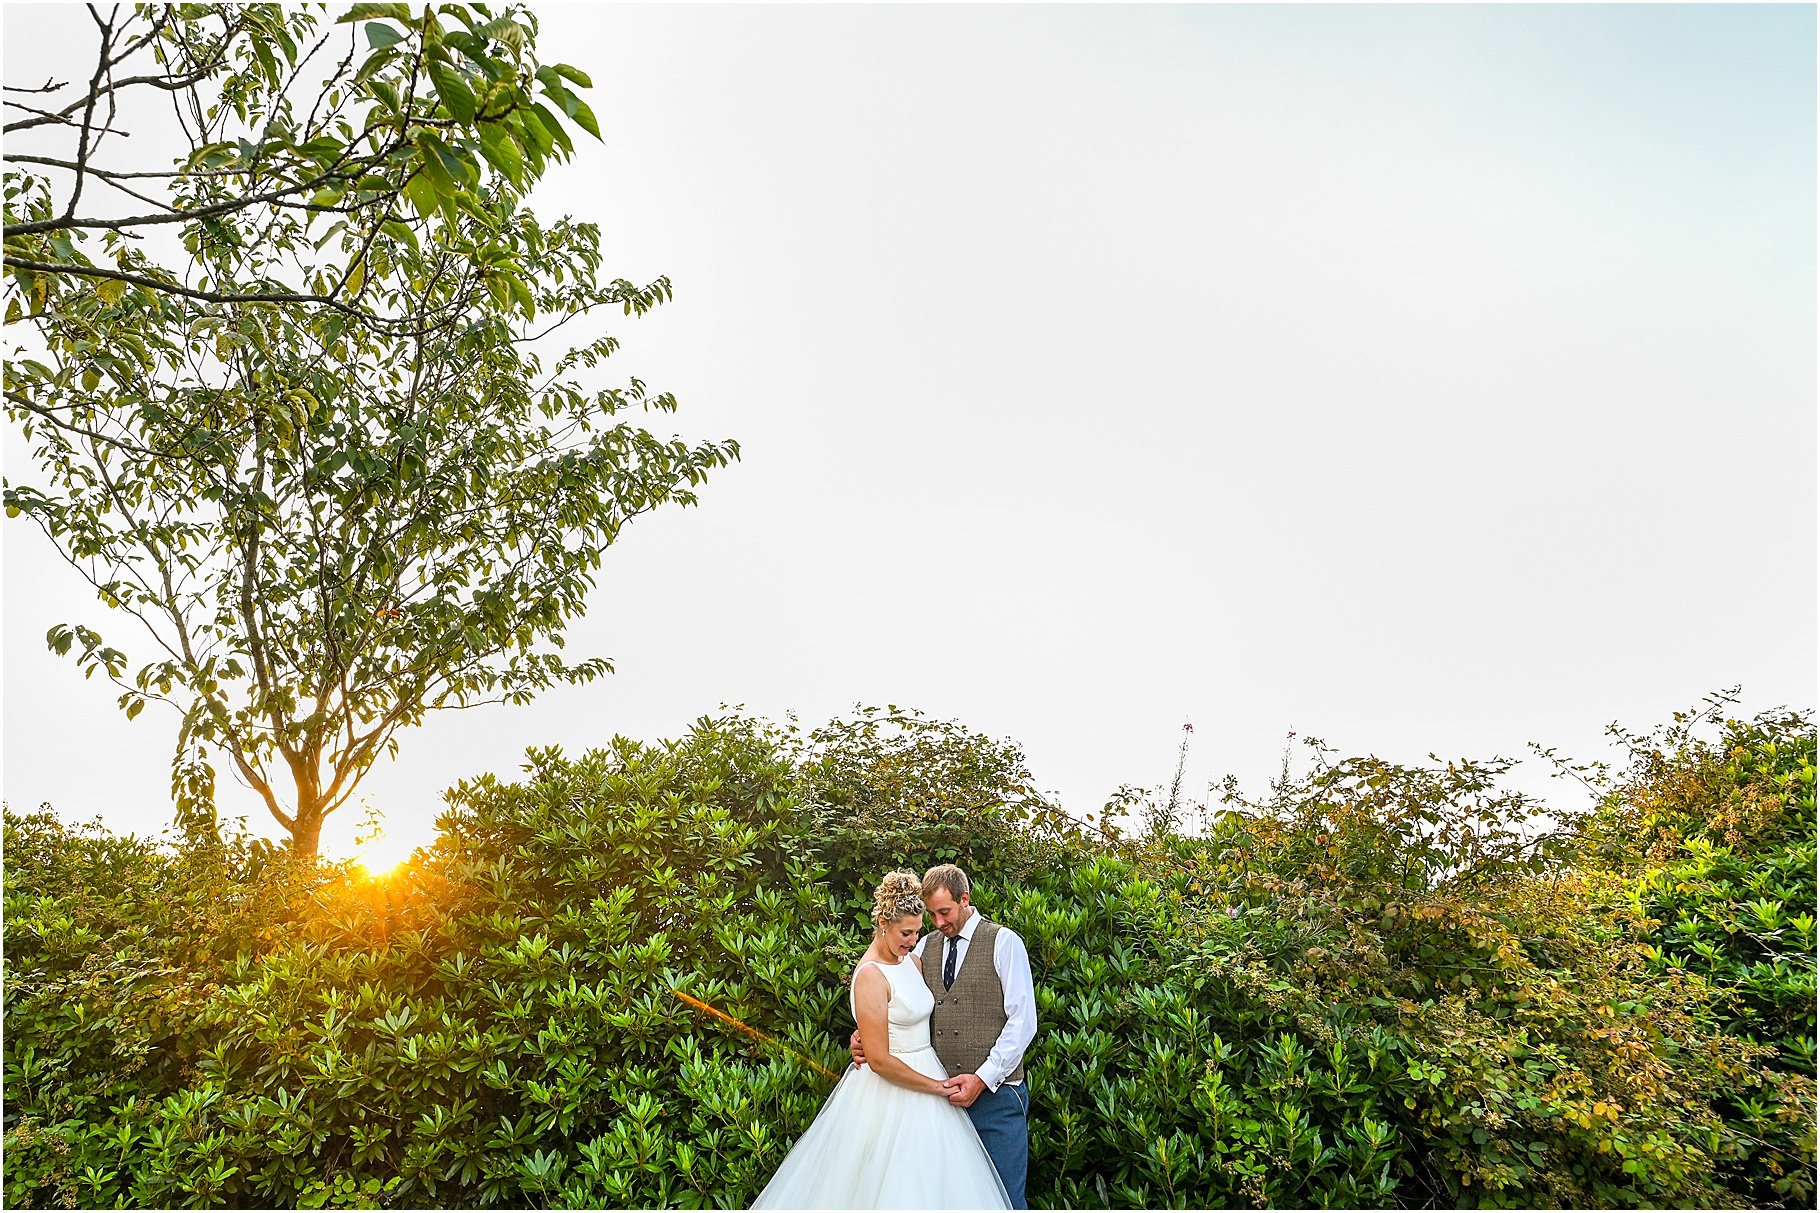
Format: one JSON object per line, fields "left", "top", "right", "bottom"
{"left": 750, "top": 954, "right": 1012, "bottom": 1209}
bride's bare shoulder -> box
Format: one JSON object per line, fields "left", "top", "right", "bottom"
{"left": 851, "top": 958, "right": 891, "bottom": 999}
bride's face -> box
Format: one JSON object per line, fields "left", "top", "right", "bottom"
{"left": 878, "top": 915, "right": 921, "bottom": 959}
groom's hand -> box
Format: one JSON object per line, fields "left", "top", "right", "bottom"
{"left": 848, "top": 1029, "right": 867, "bottom": 1068}
{"left": 944, "top": 1073, "right": 986, "bottom": 1107}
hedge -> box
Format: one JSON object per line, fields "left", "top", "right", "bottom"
{"left": 3, "top": 705, "right": 1813, "bottom": 1207}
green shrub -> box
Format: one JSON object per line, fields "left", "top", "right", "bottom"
{"left": 2, "top": 813, "right": 324, "bottom": 1202}
{"left": 788, "top": 704, "right": 1089, "bottom": 890}
{"left": 4, "top": 702, "right": 1813, "bottom": 1208}
{"left": 4, "top": 722, "right": 840, "bottom": 1208}
{"left": 1026, "top": 741, "right": 1789, "bottom": 1208}
{"left": 1597, "top": 702, "right": 1817, "bottom": 1204}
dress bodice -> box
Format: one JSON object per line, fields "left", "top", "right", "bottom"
{"left": 851, "top": 956, "right": 934, "bottom": 1055}
{"left": 756, "top": 951, "right": 1012, "bottom": 1209}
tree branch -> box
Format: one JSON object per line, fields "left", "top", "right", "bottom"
{"left": 1, "top": 258, "right": 456, "bottom": 338}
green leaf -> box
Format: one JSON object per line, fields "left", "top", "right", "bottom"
{"left": 338, "top": 2, "right": 411, "bottom": 22}
{"left": 443, "top": 30, "right": 497, "bottom": 72}
{"left": 352, "top": 46, "right": 396, "bottom": 87}
{"left": 298, "top": 136, "right": 348, "bottom": 167}
{"left": 506, "top": 271, "right": 535, "bottom": 320}
{"left": 413, "top": 132, "right": 459, "bottom": 195}
{"left": 429, "top": 61, "right": 476, "bottom": 124}
{"left": 535, "top": 69, "right": 578, "bottom": 116}
{"left": 453, "top": 182, "right": 501, "bottom": 229}
{"left": 251, "top": 36, "right": 280, "bottom": 86}
{"left": 365, "top": 21, "right": 406, "bottom": 50}
{"left": 311, "top": 217, "right": 350, "bottom": 251}
{"left": 514, "top": 109, "right": 553, "bottom": 159}
{"left": 402, "top": 171, "right": 438, "bottom": 218}
{"left": 381, "top": 218, "right": 420, "bottom": 253}
{"left": 475, "top": 16, "right": 525, "bottom": 50}
{"left": 550, "top": 63, "right": 593, "bottom": 89}
{"left": 529, "top": 103, "right": 574, "bottom": 156}
{"left": 567, "top": 96, "right": 602, "bottom": 141}
{"left": 187, "top": 140, "right": 238, "bottom": 169}
{"left": 444, "top": 142, "right": 481, "bottom": 190}
{"left": 370, "top": 79, "right": 402, "bottom": 114}
{"left": 477, "top": 123, "right": 524, "bottom": 186}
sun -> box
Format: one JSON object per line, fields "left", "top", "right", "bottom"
{"left": 354, "top": 827, "right": 423, "bottom": 877}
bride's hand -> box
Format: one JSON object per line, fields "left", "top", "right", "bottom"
{"left": 943, "top": 1073, "right": 986, "bottom": 1107}
{"left": 849, "top": 1029, "right": 866, "bottom": 1068}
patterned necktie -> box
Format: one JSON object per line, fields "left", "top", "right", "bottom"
{"left": 943, "top": 934, "right": 959, "bottom": 990}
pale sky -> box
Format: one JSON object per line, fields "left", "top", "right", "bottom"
{"left": 4, "top": 2, "right": 1815, "bottom": 867}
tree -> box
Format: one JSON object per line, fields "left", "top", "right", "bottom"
{"left": 3, "top": 3, "right": 600, "bottom": 329}
{"left": 5, "top": 4, "right": 740, "bottom": 859}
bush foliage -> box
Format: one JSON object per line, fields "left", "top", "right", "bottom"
{"left": 4, "top": 701, "right": 1814, "bottom": 1208}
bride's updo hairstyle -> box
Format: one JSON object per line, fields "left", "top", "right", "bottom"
{"left": 871, "top": 870, "right": 925, "bottom": 925}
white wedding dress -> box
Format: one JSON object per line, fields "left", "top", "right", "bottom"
{"left": 751, "top": 954, "right": 1012, "bottom": 1209}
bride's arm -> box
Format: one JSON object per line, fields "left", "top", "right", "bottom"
{"left": 852, "top": 967, "right": 946, "bottom": 1096}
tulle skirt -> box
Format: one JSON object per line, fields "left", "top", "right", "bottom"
{"left": 751, "top": 1047, "right": 1011, "bottom": 1209}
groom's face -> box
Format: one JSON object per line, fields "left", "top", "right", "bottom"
{"left": 925, "top": 887, "right": 971, "bottom": 937}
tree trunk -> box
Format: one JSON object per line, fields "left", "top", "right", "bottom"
{"left": 284, "top": 755, "right": 329, "bottom": 861}
{"left": 290, "top": 805, "right": 325, "bottom": 861}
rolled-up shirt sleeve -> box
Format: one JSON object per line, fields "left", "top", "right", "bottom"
{"left": 978, "top": 926, "right": 1037, "bottom": 1091}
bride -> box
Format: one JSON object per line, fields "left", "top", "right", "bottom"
{"left": 751, "top": 871, "right": 1012, "bottom": 1209}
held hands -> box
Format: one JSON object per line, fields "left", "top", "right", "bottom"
{"left": 850, "top": 1030, "right": 985, "bottom": 1107}
{"left": 942, "top": 1073, "right": 987, "bottom": 1108}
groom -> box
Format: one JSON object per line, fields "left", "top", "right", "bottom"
{"left": 851, "top": 863, "right": 1037, "bottom": 1208}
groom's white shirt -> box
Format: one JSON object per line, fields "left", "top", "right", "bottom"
{"left": 912, "top": 912, "right": 1036, "bottom": 1093}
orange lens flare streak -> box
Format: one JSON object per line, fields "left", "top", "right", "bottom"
{"left": 671, "top": 990, "right": 840, "bottom": 1082}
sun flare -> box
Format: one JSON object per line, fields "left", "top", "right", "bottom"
{"left": 354, "top": 828, "right": 423, "bottom": 877}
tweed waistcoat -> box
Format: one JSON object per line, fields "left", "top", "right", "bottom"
{"left": 920, "top": 917, "right": 1025, "bottom": 1084}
